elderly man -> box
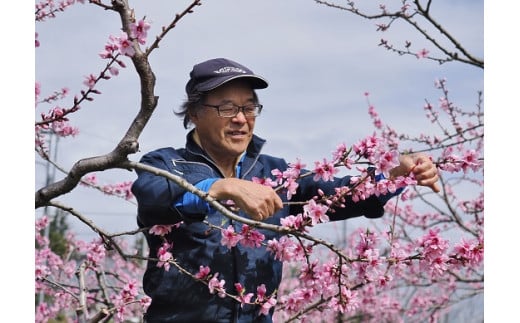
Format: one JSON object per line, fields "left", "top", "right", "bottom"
{"left": 131, "top": 57, "right": 439, "bottom": 322}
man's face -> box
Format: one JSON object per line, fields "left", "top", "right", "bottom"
{"left": 190, "top": 80, "right": 257, "bottom": 163}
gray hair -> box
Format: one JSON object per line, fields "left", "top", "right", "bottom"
{"left": 174, "top": 92, "right": 207, "bottom": 129}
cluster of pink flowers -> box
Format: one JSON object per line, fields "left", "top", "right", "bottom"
{"left": 79, "top": 239, "right": 106, "bottom": 267}
{"left": 452, "top": 236, "right": 484, "bottom": 268}
{"left": 35, "top": 216, "right": 149, "bottom": 322}
{"left": 99, "top": 19, "right": 150, "bottom": 61}
{"left": 273, "top": 255, "right": 362, "bottom": 320}
{"left": 267, "top": 236, "right": 304, "bottom": 262}
{"left": 416, "top": 228, "right": 450, "bottom": 277}
{"left": 194, "top": 266, "right": 277, "bottom": 314}
{"left": 41, "top": 16, "right": 152, "bottom": 142}
{"left": 35, "top": 0, "right": 86, "bottom": 22}
{"left": 256, "top": 284, "right": 277, "bottom": 315}
{"left": 111, "top": 279, "right": 144, "bottom": 322}
{"left": 313, "top": 158, "right": 339, "bottom": 182}
{"left": 439, "top": 145, "right": 482, "bottom": 173}
{"left": 156, "top": 242, "right": 173, "bottom": 271}
{"left": 80, "top": 173, "right": 135, "bottom": 200}
{"left": 270, "top": 158, "right": 305, "bottom": 199}
{"left": 220, "top": 224, "right": 266, "bottom": 249}
{"left": 35, "top": 81, "right": 80, "bottom": 147}
{"left": 353, "top": 133, "right": 400, "bottom": 176}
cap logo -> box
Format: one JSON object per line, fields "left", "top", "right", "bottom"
{"left": 214, "top": 66, "right": 247, "bottom": 74}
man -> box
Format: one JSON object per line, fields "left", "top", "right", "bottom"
{"left": 131, "top": 57, "right": 440, "bottom": 322}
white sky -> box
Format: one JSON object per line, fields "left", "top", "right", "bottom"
{"left": 5, "top": 0, "right": 515, "bottom": 320}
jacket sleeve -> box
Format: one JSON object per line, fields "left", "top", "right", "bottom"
{"left": 131, "top": 148, "right": 217, "bottom": 227}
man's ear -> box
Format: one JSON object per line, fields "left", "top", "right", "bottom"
{"left": 188, "top": 109, "right": 198, "bottom": 124}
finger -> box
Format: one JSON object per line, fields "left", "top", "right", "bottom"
{"left": 430, "top": 182, "right": 441, "bottom": 193}
{"left": 414, "top": 168, "right": 437, "bottom": 182}
{"left": 418, "top": 174, "right": 441, "bottom": 193}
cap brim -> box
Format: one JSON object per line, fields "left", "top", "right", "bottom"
{"left": 197, "top": 75, "right": 268, "bottom": 92}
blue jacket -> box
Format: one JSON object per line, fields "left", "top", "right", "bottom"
{"left": 131, "top": 131, "right": 391, "bottom": 322}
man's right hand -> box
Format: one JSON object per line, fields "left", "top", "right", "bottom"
{"left": 208, "top": 178, "right": 283, "bottom": 221}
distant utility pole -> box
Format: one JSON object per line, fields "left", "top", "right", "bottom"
{"left": 42, "top": 131, "right": 59, "bottom": 238}
{"left": 38, "top": 130, "right": 59, "bottom": 305}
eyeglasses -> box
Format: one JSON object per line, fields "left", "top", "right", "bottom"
{"left": 202, "top": 103, "right": 263, "bottom": 118}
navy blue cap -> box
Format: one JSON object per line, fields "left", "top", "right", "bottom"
{"left": 185, "top": 58, "right": 268, "bottom": 95}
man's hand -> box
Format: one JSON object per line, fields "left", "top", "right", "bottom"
{"left": 390, "top": 153, "right": 441, "bottom": 193}
{"left": 208, "top": 178, "right": 284, "bottom": 221}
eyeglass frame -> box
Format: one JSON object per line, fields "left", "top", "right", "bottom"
{"left": 202, "top": 102, "right": 263, "bottom": 118}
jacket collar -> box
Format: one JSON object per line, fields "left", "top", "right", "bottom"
{"left": 184, "top": 129, "right": 266, "bottom": 177}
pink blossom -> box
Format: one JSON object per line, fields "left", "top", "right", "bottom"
{"left": 239, "top": 224, "right": 265, "bottom": 248}
{"left": 35, "top": 302, "right": 51, "bottom": 322}
{"left": 376, "top": 149, "right": 399, "bottom": 176}
{"left": 271, "top": 168, "right": 284, "bottom": 185}
{"left": 452, "top": 238, "right": 483, "bottom": 267}
{"left": 235, "top": 283, "right": 254, "bottom": 306}
{"left": 235, "top": 282, "right": 245, "bottom": 294}
{"left": 52, "top": 122, "right": 79, "bottom": 137}
{"left": 376, "top": 274, "right": 392, "bottom": 287}
{"left": 461, "top": 149, "right": 482, "bottom": 173}
{"left": 99, "top": 38, "right": 119, "bottom": 59}
{"left": 303, "top": 199, "right": 329, "bottom": 226}
{"left": 298, "top": 260, "right": 320, "bottom": 286}
{"left": 283, "top": 177, "right": 299, "bottom": 200}
{"left": 221, "top": 225, "right": 243, "bottom": 249}
{"left": 332, "top": 142, "right": 348, "bottom": 163}
{"left": 287, "top": 158, "right": 306, "bottom": 177}
{"left": 156, "top": 242, "right": 173, "bottom": 271}
{"left": 417, "top": 48, "right": 429, "bottom": 58}
{"left": 120, "top": 279, "right": 139, "bottom": 302}
{"left": 280, "top": 214, "right": 306, "bottom": 231}
{"left": 130, "top": 19, "right": 151, "bottom": 45}
{"left": 35, "top": 264, "right": 51, "bottom": 279}
{"left": 140, "top": 296, "right": 152, "bottom": 311}
{"left": 256, "top": 283, "right": 267, "bottom": 301}
{"left": 101, "top": 181, "right": 134, "bottom": 200}
{"left": 329, "top": 286, "right": 359, "bottom": 313}
{"left": 368, "top": 105, "right": 383, "bottom": 129}
{"left": 208, "top": 273, "right": 226, "bottom": 297}
{"left": 195, "top": 265, "right": 211, "bottom": 280}
{"left": 353, "top": 133, "right": 380, "bottom": 159}
{"left": 35, "top": 216, "right": 49, "bottom": 232}
{"left": 35, "top": 82, "right": 41, "bottom": 103}
{"left": 313, "top": 158, "right": 339, "bottom": 182}
{"left": 252, "top": 176, "right": 277, "bottom": 187}
{"left": 363, "top": 248, "right": 381, "bottom": 267}
{"left": 83, "top": 74, "right": 97, "bottom": 89}
{"left": 109, "top": 66, "right": 119, "bottom": 76}
{"left": 86, "top": 240, "right": 106, "bottom": 266}
{"left": 116, "top": 32, "right": 135, "bottom": 57}
{"left": 149, "top": 224, "right": 174, "bottom": 236}
{"left": 259, "top": 295, "right": 277, "bottom": 316}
